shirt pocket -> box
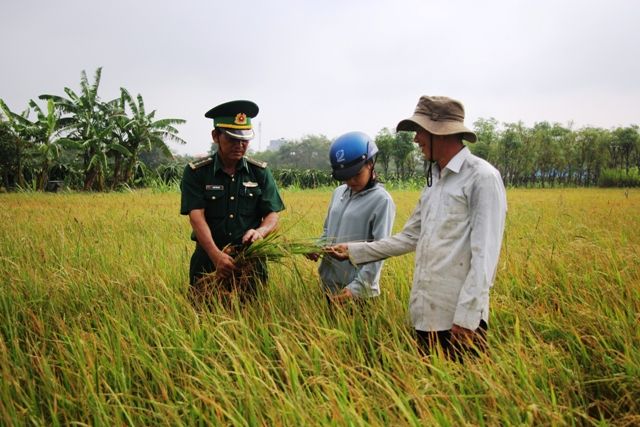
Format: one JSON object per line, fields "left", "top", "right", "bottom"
{"left": 443, "top": 193, "right": 468, "bottom": 218}
{"left": 437, "top": 194, "right": 469, "bottom": 238}
{"left": 204, "top": 189, "right": 226, "bottom": 218}
{"left": 238, "top": 187, "right": 262, "bottom": 215}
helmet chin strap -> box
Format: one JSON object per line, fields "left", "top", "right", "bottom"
{"left": 365, "top": 157, "right": 377, "bottom": 189}
{"left": 426, "top": 133, "right": 434, "bottom": 187}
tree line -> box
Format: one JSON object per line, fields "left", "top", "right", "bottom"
{"left": 0, "top": 68, "right": 186, "bottom": 191}
{"left": 251, "top": 130, "right": 418, "bottom": 180}
{"left": 469, "top": 118, "right": 640, "bottom": 187}
{"left": 2, "top": 68, "right": 639, "bottom": 191}
{"left": 254, "top": 121, "right": 640, "bottom": 188}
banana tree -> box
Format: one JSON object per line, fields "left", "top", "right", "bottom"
{"left": 27, "top": 98, "right": 79, "bottom": 190}
{"left": 118, "top": 88, "right": 186, "bottom": 186}
{"left": 0, "top": 99, "right": 35, "bottom": 188}
{"left": 39, "top": 68, "right": 118, "bottom": 190}
{"left": 81, "top": 101, "right": 131, "bottom": 191}
{"left": 107, "top": 94, "right": 132, "bottom": 188}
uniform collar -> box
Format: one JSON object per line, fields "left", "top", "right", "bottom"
{"left": 212, "top": 153, "right": 250, "bottom": 175}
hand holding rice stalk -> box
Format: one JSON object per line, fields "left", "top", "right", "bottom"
{"left": 194, "top": 233, "right": 324, "bottom": 299}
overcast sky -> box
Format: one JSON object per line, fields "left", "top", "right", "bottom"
{"left": 2, "top": 0, "right": 639, "bottom": 155}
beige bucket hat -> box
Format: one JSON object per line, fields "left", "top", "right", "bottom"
{"left": 396, "top": 96, "right": 477, "bottom": 143}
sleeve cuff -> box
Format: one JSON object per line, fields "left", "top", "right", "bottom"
{"left": 180, "top": 204, "right": 206, "bottom": 215}
{"left": 453, "top": 309, "right": 482, "bottom": 331}
{"left": 347, "top": 242, "right": 366, "bottom": 264}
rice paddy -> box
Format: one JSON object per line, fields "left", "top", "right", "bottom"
{"left": 1, "top": 188, "right": 638, "bottom": 425}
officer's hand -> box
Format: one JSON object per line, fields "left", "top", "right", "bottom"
{"left": 213, "top": 252, "right": 236, "bottom": 279}
{"left": 242, "top": 229, "right": 264, "bottom": 244}
{"left": 324, "top": 244, "right": 350, "bottom": 260}
{"left": 305, "top": 252, "right": 320, "bottom": 262}
{"left": 329, "top": 287, "right": 354, "bottom": 303}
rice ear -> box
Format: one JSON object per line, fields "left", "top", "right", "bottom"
{"left": 193, "top": 233, "right": 323, "bottom": 301}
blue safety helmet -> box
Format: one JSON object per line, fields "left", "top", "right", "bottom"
{"left": 329, "top": 131, "right": 379, "bottom": 180}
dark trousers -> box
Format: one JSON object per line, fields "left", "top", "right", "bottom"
{"left": 415, "top": 319, "right": 488, "bottom": 361}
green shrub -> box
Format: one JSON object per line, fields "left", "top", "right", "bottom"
{"left": 598, "top": 167, "right": 640, "bottom": 187}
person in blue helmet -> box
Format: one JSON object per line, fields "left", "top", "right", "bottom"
{"left": 308, "top": 131, "right": 396, "bottom": 302}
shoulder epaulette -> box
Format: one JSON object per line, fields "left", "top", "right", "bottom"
{"left": 189, "top": 156, "right": 213, "bottom": 170}
{"left": 245, "top": 157, "right": 267, "bottom": 169}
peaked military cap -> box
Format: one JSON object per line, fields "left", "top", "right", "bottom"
{"left": 205, "top": 100, "right": 259, "bottom": 140}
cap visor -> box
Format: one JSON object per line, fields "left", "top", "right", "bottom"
{"left": 224, "top": 129, "right": 254, "bottom": 140}
{"left": 332, "top": 163, "right": 362, "bottom": 181}
{"left": 205, "top": 100, "right": 259, "bottom": 119}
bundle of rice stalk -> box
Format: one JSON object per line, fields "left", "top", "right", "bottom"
{"left": 193, "top": 233, "right": 322, "bottom": 301}
{"left": 235, "top": 232, "right": 323, "bottom": 265}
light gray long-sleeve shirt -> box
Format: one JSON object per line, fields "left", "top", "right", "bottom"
{"left": 318, "top": 183, "right": 396, "bottom": 297}
{"left": 348, "top": 148, "right": 507, "bottom": 330}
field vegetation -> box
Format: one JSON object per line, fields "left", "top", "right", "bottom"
{"left": 1, "top": 188, "right": 639, "bottom": 425}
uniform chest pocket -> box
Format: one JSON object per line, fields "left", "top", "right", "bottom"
{"left": 238, "top": 187, "right": 262, "bottom": 215}
{"left": 204, "top": 189, "right": 226, "bottom": 218}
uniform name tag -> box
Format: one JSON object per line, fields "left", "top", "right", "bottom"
{"left": 206, "top": 184, "right": 223, "bottom": 190}
{"left": 243, "top": 181, "right": 258, "bottom": 188}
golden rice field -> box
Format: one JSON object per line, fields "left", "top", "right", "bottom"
{"left": 1, "top": 188, "right": 639, "bottom": 426}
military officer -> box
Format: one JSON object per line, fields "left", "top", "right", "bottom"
{"left": 180, "top": 100, "right": 285, "bottom": 298}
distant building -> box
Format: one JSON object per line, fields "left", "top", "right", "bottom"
{"left": 267, "top": 138, "right": 287, "bottom": 151}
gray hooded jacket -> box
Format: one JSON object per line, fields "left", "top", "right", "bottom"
{"left": 318, "top": 183, "right": 395, "bottom": 297}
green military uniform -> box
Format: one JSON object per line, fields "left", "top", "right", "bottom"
{"left": 180, "top": 153, "right": 285, "bottom": 286}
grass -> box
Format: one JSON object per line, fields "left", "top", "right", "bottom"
{"left": 0, "top": 188, "right": 639, "bottom": 425}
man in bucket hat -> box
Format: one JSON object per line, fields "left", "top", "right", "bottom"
{"left": 180, "top": 100, "right": 285, "bottom": 302}
{"left": 327, "top": 96, "right": 507, "bottom": 359}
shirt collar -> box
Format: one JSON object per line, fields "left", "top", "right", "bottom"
{"left": 443, "top": 146, "right": 470, "bottom": 174}
{"left": 212, "top": 153, "right": 249, "bottom": 174}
